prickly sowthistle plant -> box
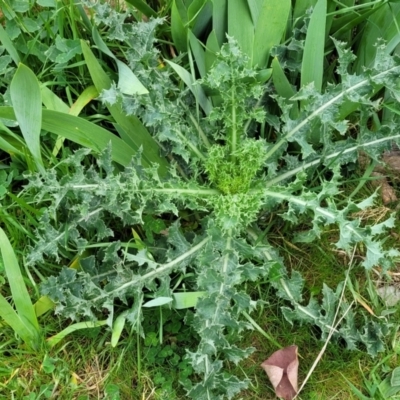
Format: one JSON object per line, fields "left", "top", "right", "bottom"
{"left": 27, "top": 29, "right": 400, "bottom": 398}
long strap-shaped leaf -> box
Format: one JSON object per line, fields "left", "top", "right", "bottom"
{"left": 81, "top": 40, "right": 169, "bottom": 176}
{"left": 10, "top": 64, "right": 44, "bottom": 170}
{"left": 0, "top": 107, "right": 136, "bottom": 167}
{"left": 0, "top": 228, "right": 40, "bottom": 349}
{"left": 253, "top": 0, "right": 291, "bottom": 68}
{"left": 0, "top": 24, "right": 20, "bottom": 65}
{"left": 227, "top": 0, "right": 290, "bottom": 68}
{"left": 165, "top": 60, "right": 212, "bottom": 116}
{"left": 301, "top": 0, "right": 327, "bottom": 92}
{"left": 0, "top": 296, "right": 39, "bottom": 349}
{"left": 92, "top": 28, "right": 148, "bottom": 96}
{"left": 123, "top": 0, "right": 157, "bottom": 18}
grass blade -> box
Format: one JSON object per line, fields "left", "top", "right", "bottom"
{"left": 111, "top": 310, "right": 128, "bottom": 347}
{"left": 189, "top": 30, "right": 206, "bottom": 78}
{"left": 205, "top": 30, "right": 220, "bottom": 73}
{"left": 272, "top": 57, "right": 299, "bottom": 119}
{"left": 0, "top": 106, "right": 136, "bottom": 167}
{"left": 0, "top": 228, "right": 39, "bottom": 331}
{"left": 0, "top": 120, "right": 24, "bottom": 155}
{"left": 341, "top": 374, "right": 372, "bottom": 400}
{"left": 301, "top": 0, "right": 327, "bottom": 92}
{"left": 165, "top": 60, "right": 212, "bottom": 115}
{"left": 10, "top": 64, "right": 43, "bottom": 168}
{"left": 0, "top": 228, "right": 40, "bottom": 349}
{"left": 69, "top": 86, "right": 99, "bottom": 117}
{"left": 47, "top": 320, "right": 108, "bottom": 348}
{"left": 253, "top": 0, "right": 291, "bottom": 68}
{"left": 0, "top": 296, "right": 39, "bottom": 347}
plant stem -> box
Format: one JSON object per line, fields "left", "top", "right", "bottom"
{"left": 265, "top": 132, "right": 400, "bottom": 186}
{"left": 264, "top": 65, "right": 400, "bottom": 162}
{"left": 230, "top": 67, "right": 238, "bottom": 159}
{"left": 92, "top": 237, "right": 209, "bottom": 301}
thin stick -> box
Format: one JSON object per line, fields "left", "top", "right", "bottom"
{"left": 294, "top": 246, "right": 357, "bottom": 398}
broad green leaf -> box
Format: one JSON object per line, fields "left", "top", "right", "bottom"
{"left": 41, "top": 85, "right": 99, "bottom": 156}
{"left": 253, "top": 0, "right": 291, "bottom": 68}
{"left": 117, "top": 61, "right": 148, "bottom": 95}
{"left": 331, "top": 7, "right": 382, "bottom": 46}
{"left": 10, "top": 64, "right": 43, "bottom": 168}
{"left": 0, "top": 228, "right": 39, "bottom": 343}
{"left": 391, "top": 367, "right": 400, "bottom": 387}
{"left": 41, "top": 86, "right": 70, "bottom": 113}
{"left": 171, "top": 0, "right": 188, "bottom": 52}
{"left": 205, "top": 30, "right": 220, "bottom": 73}
{"left": 81, "top": 40, "right": 169, "bottom": 175}
{"left": 246, "top": 0, "right": 262, "bottom": 25}
{"left": 143, "top": 297, "right": 173, "bottom": 308}
{"left": 33, "top": 296, "right": 54, "bottom": 317}
{"left": 189, "top": 0, "right": 212, "bottom": 37}
{"left": 0, "top": 24, "right": 20, "bottom": 65}
{"left": 189, "top": 30, "right": 206, "bottom": 78}
{"left": 123, "top": 0, "right": 157, "bottom": 17}
{"left": 325, "top": 0, "right": 337, "bottom": 40}
{"left": 172, "top": 292, "right": 205, "bottom": 309}
{"left": 69, "top": 86, "right": 99, "bottom": 116}
{"left": 301, "top": 0, "right": 327, "bottom": 92}
{"left": 354, "top": 3, "right": 400, "bottom": 73}
{"left": 228, "top": 0, "right": 254, "bottom": 64}
{"left": 165, "top": 59, "right": 212, "bottom": 115}
{"left": 380, "top": 375, "right": 400, "bottom": 398}
{"left": 111, "top": 310, "right": 128, "bottom": 347}
{"left": 0, "top": 119, "right": 24, "bottom": 155}
{"left": 255, "top": 68, "right": 272, "bottom": 83}
{"left": 92, "top": 28, "right": 148, "bottom": 95}
{"left": 272, "top": 58, "right": 295, "bottom": 99}
{"left": 113, "top": 123, "right": 139, "bottom": 152}
{"left": 293, "top": 0, "right": 317, "bottom": 22}
{"left": 272, "top": 57, "right": 299, "bottom": 118}
{"left": 0, "top": 107, "right": 137, "bottom": 167}
{"left": 188, "top": 0, "right": 207, "bottom": 22}
{"left": 47, "top": 320, "right": 107, "bottom": 348}
{"left": 212, "top": 0, "right": 227, "bottom": 46}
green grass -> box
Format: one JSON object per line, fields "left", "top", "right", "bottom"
{"left": 1, "top": 147, "right": 399, "bottom": 399}
{"left": 1, "top": 0, "right": 400, "bottom": 399}
{"left": 0, "top": 217, "right": 392, "bottom": 400}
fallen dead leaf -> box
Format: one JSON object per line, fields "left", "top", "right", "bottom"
{"left": 261, "top": 345, "right": 298, "bottom": 400}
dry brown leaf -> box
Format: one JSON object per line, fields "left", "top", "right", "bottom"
{"left": 261, "top": 345, "right": 298, "bottom": 400}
